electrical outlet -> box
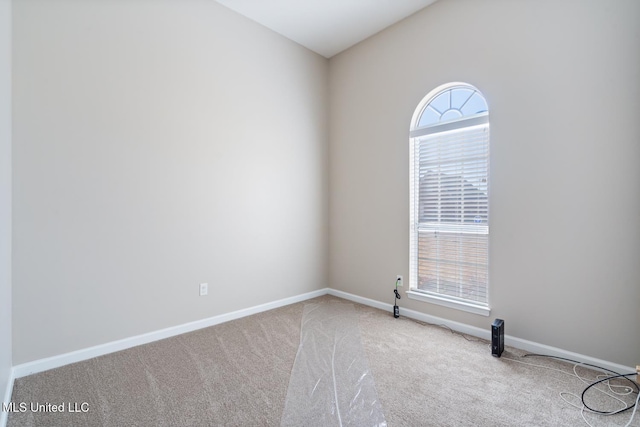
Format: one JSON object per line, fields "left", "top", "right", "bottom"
{"left": 396, "top": 275, "right": 403, "bottom": 287}
{"left": 199, "top": 283, "right": 208, "bottom": 296}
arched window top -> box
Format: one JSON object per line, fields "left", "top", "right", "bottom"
{"left": 413, "top": 83, "right": 488, "bottom": 130}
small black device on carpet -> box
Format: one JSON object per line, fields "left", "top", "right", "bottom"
{"left": 393, "top": 278, "right": 401, "bottom": 318}
{"left": 491, "top": 318, "right": 504, "bottom": 357}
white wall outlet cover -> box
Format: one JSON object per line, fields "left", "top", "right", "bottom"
{"left": 396, "top": 275, "right": 403, "bottom": 287}
{"left": 199, "top": 283, "right": 208, "bottom": 296}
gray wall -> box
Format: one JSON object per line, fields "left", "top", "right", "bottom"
{"left": 329, "top": 0, "right": 640, "bottom": 367}
{"left": 0, "top": 0, "right": 12, "bottom": 409}
{"left": 12, "top": 0, "right": 329, "bottom": 364}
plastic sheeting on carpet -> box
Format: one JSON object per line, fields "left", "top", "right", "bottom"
{"left": 280, "top": 302, "right": 387, "bottom": 427}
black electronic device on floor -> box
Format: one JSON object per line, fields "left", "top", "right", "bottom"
{"left": 393, "top": 279, "right": 401, "bottom": 318}
{"left": 491, "top": 318, "right": 504, "bottom": 357}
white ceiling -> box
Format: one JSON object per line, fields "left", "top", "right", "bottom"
{"left": 215, "top": 0, "right": 439, "bottom": 58}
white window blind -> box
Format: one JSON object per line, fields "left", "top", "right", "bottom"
{"left": 414, "top": 123, "right": 489, "bottom": 306}
{"left": 410, "top": 83, "right": 490, "bottom": 313}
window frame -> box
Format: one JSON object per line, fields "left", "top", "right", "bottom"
{"left": 408, "top": 82, "right": 491, "bottom": 316}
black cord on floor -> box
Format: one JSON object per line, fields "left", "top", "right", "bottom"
{"left": 581, "top": 373, "right": 639, "bottom": 415}
{"left": 524, "top": 353, "right": 639, "bottom": 414}
{"left": 524, "top": 354, "right": 628, "bottom": 376}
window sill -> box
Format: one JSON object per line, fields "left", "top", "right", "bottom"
{"left": 406, "top": 290, "right": 491, "bottom": 317}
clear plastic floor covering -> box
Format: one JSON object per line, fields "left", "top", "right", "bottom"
{"left": 281, "top": 302, "right": 387, "bottom": 427}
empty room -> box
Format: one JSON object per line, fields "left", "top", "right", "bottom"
{"left": 1, "top": 0, "right": 639, "bottom": 426}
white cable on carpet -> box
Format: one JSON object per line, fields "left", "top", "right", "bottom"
{"left": 502, "top": 354, "right": 639, "bottom": 427}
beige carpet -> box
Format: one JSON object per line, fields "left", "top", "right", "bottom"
{"left": 7, "top": 295, "right": 639, "bottom": 426}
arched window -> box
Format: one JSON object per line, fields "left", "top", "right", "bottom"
{"left": 408, "top": 82, "right": 490, "bottom": 315}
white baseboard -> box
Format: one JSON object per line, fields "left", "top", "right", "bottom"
{"left": 328, "top": 288, "right": 635, "bottom": 375}
{"left": 9, "top": 287, "right": 634, "bottom": 389}
{"left": 12, "top": 288, "right": 329, "bottom": 379}
{"left": 1, "top": 368, "right": 15, "bottom": 427}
